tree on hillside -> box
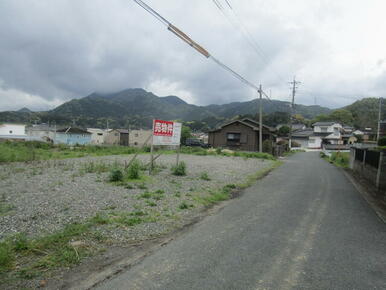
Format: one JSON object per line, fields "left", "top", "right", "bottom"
{"left": 278, "top": 125, "right": 290, "bottom": 136}
{"left": 329, "top": 109, "right": 354, "bottom": 125}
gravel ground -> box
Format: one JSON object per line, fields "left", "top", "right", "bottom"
{"left": 0, "top": 154, "right": 273, "bottom": 242}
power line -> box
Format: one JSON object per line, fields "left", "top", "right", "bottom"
{"left": 133, "top": 0, "right": 270, "bottom": 98}
{"left": 211, "top": 0, "right": 287, "bottom": 84}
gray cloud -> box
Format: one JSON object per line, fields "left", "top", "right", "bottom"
{"left": 0, "top": 0, "right": 385, "bottom": 111}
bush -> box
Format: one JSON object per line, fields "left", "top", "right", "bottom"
{"left": 127, "top": 160, "right": 141, "bottom": 179}
{"left": 171, "top": 161, "right": 187, "bottom": 176}
{"left": 200, "top": 172, "right": 211, "bottom": 181}
{"left": 109, "top": 169, "right": 123, "bottom": 182}
{"left": 262, "top": 140, "right": 273, "bottom": 154}
{"left": 378, "top": 137, "right": 386, "bottom": 146}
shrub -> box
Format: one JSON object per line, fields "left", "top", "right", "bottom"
{"left": 262, "top": 140, "right": 273, "bottom": 154}
{"left": 200, "top": 172, "right": 211, "bottom": 181}
{"left": 179, "top": 201, "right": 192, "bottom": 210}
{"left": 378, "top": 137, "right": 386, "bottom": 146}
{"left": 171, "top": 161, "right": 187, "bottom": 176}
{"left": 109, "top": 168, "right": 123, "bottom": 182}
{"left": 127, "top": 160, "right": 141, "bottom": 180}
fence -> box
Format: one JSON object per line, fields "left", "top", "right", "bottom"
{"left": 350, "top": 147, "right": 386, "bottom": 198}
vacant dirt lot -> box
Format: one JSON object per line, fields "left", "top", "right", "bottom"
{"left": 0, "top": 154, "right": 273, "bottom": 242}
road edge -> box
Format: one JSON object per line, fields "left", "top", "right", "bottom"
{"left": 341, "top": 169, "right": 386, "bottom": 224}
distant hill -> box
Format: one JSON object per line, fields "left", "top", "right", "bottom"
{"left": 17, "top": 107, "right": 32, "bottom": 113}
{"left": 0, "top": 88, "right": 332, "bottom": 129}
{"left": 343, "top": 97, "right": 386, "bottom": 129}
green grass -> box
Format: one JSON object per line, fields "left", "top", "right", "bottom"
{"left": 194, "top": 161, "right": 282, "bottom": 206}
{"left": 171, "top": 161, "right": 187, "bottom": 176}
{"left": 178, "top": 146, "right": 276, "bottom": 160}
{"left": 0, "top": 141, "right": 143, "bottom": 163}
{"left": 200, "top": 172, "right": 211, "bottom": 181}
{"left": 0, "top": 141, "right": 276, "bottom": 164}
{"left": 325, "top": 152, "right": 350, "bottom": 168}
{"left": 0, "top": 202, "right": 15, "bottom": 216}
{"left": 0, "top": 207, "right": 158, "bottom": 279}
{"left": 320, "top": 151, "right": 349, "bottom": 168}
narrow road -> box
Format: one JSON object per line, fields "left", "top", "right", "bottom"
{"left": 95, "top": 152, "right": 386, "bottom": 290}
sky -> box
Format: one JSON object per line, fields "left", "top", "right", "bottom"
{"left": 0, "top": 0, "right": 385, "bottom": 112}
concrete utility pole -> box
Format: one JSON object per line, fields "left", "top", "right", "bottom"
{"left": 377, "top": 97, "right": 383, "bottom": 142}
{"left": 288, "top": 77, "right": 301, "bottom": 149}
{"left": 259, "top": 85, "right": 263, "bottom": 153}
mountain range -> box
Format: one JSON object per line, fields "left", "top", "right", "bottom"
{"left": 0, "top": 88, "right": 382, "bottom": 130}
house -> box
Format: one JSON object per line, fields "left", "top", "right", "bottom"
{"left": 292, "top": 122, "right": 358, "bottom": 149}
{"left": 208, "top": 118, "right": 275, "bottom": 151}
{"left": 0, "top": 123, "right": 27, "bottom": 140}
{"left": 27, "top": 124, "right": 56, "bottom": 142}
{"left": 87, "top": 128, "right": 109, "bottom": 145}
{"left": 105, "top": 129, "right": 129, "bottom": 146}
{"left": 55, "top": 127, "right": 92, "bottom": 145}
{"left": 129, "top": 129, "right": 152, "bottom": 147}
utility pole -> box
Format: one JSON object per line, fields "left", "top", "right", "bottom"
{"left": 259, "top": 85, "right": 263, "bottom": 153}
{"left": 377, "top": 97, "right": 383, "bottom": 142}
{"left": 288, "top": 77, "right": 301, "bottom": 149}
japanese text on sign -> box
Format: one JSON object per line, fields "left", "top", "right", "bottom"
{"left": 152, "top": 120, "right": 181, "bottom": 146}
{"left": 153, "top": 120, "right": 174, "bottom": 137}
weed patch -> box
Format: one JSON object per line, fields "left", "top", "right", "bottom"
{"left": 171, "top": 161, "right": 187, "bottom": 176}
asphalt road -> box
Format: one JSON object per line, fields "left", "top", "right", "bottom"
{"left": 95, "top": 152, "right": 386, "bottom": 290}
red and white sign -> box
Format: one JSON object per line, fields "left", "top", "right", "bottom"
{"left": 153, "top": 120, "right": 174, "bottom": 137}
{"left": 152, "top": 120, "right": 182, "bottom": 146}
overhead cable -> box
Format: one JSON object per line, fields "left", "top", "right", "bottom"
{"left": 212, "top": 0, "right": 287, "bottom": 84}
{"left": 133, "top": 0, "right": 267, "bottom": 96}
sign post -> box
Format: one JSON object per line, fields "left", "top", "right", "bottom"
{"left": 150, "top": 119, "right": 182, "bottom": 173}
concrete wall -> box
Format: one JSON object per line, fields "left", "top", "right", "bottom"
{"left": 130, "top": 130, "right": 152, "bottom": 147}
{"left": 105, "top": 130, "right": 120, "bottom": 145}
{"left": 0, "top": 124, "right": 26, "bottom": 136}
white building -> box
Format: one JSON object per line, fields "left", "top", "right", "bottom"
{"left": 87, "top": 128, "right": 109, "bottom": 145}
{"left": 0, "top": 123, "right": 27, "bottom": 140}
{"left": 292, "top": 122, "right": 347, "bottom": 149}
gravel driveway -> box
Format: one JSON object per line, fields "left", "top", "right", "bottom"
{"left": 0, "top": 154, "right": 273, "bottom": 242}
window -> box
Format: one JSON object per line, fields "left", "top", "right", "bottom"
{"left": 227, "top": 133, "right": 241, "bottom": 141}
{"left": 9, "top": 130, "right": 13, "bottom": 134}
{"left": 320, "top": 127, "right": 328, "bottom": 133}
{"left": 97, "top": 133, "right": 103, "bottom": 136}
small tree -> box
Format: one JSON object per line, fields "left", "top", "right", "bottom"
{"left": 378, "top": 136, "right": 386, "bottom": 146}
{"left": 262, "top": 140, "right": 273, "bottom": 154}
{"left": 278, "top": 125, "right": 290, "bottom": 136}
{"left": 180, "top": 126, "right": 192, "bottom": 145}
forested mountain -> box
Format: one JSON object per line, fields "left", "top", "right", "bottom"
{"left": 343, "top": 98, "right": 386, "bottom": 129}
{"left": 0, "top": 88, "right": 340, "bottom": 129}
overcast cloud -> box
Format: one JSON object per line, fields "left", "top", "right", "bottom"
{"left": 0, "top": 0, "right": 385, "bottom": 111}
